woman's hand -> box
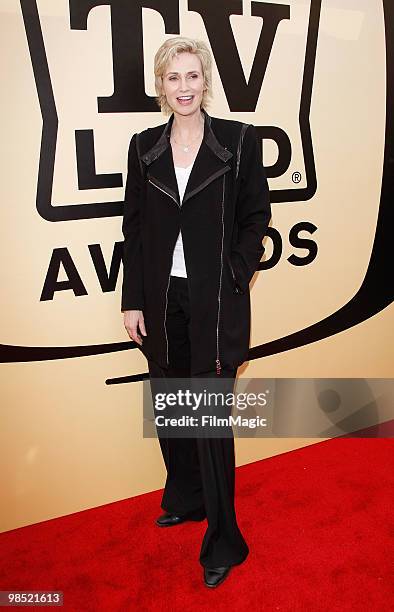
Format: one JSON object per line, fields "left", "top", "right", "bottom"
{"left": 123, "top": 310, "right": 147, "bottom": 346}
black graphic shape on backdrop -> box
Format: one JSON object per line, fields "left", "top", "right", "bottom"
{"left": 70, "top": 0, "right": 180, "bottom": 112}
{"left": 189, "top": 0, "right": 290, "bottom": 111}
{"left": 76, "top": 130, "right": 123, "bottom": 190}
{"left": 40, "top": 248, "right": 88, "bottom": 301}
{"left": 256, "top": 126, "right": 292, "bottom": 180}
{"left": 257, "top": 222, "right": 318, "bottom": 271}
{"left": 2, "top": 0, "right": 392, "bottom": 374}
{"left": 89, "top": 242, "right": 124, "bottom": 293}
{"left": 287, "top": 222, "right": 318, "bottom": 267}
{"left": 259, "top": 227, "right": 282, "bottom": 271}
{"left": 39, "top": 243, "right": 124, "bottom": 303}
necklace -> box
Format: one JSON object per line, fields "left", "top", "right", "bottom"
{"left": 171, "top": 118, "right": 204, "bottom": 152}
{"left": 171, "top": 131, "right": 202, "bottom": 153}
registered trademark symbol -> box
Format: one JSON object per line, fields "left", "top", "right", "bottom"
{"left": 292, "top": 171, "right": 302, "bottom": 183}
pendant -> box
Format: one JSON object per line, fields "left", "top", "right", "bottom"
{"left": 183, "top": 146, "right": 189, "bottom": 153}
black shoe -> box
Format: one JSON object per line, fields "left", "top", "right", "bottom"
{"left": 203, "top": 566, "right": 231, "bottom": 588}
{"left": 155, "top": 508, "right": 206, "bottom": 527}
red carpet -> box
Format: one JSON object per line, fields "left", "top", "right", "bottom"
{"left": 1, "top": 437, "right": 393, "bottom": 611}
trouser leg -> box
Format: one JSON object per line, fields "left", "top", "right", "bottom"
{"left": 193, "top": 368, "right": 249, "bottom": 568}
{"left": 148, "top": 277, "right": 205, "bottom": 515}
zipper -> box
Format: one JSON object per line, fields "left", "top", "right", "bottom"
{"left": 216, "top": 174, "right": 226, "bottom": 376}
{"left": 148, "top": 178, "right": 180, "bottom": 366}
{"left": 228, "top": 255, "right": 244, "bottom": 294}
{"left": 163, "top": 272, "right": 172, "bottom": 367}
{"left": 148, "top": 178, "right": 180, "bottom": 208}
{"left": 228, "top": 258, "right": 237, "bottom": 288}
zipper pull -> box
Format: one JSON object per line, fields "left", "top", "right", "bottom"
{"left": 216, "top": 359, "right": 221, "bottom": 376}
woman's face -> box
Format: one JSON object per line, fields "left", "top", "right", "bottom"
{"left": 161, "top": 52, "right": 205, "bottom": 116}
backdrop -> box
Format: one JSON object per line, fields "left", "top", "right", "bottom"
{"left": 1, "top": 0, "right": 393, "bottom": 532}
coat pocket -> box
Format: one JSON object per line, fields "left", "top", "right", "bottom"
{"left": 226, "top": 253, "right": 245, "bottom": 295}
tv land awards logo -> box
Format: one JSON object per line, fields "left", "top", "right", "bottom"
{"left": 1, "top": 0, "right": 392, "bottom": 369}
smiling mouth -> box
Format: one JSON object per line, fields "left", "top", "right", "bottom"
{"left": 177, "top": 96, "right": 194, "bottom": 101}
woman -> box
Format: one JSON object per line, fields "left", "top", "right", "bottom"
{"left": 121, "top": 36, "right": 271, "bottom": 588}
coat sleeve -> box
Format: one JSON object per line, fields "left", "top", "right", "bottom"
{"left": 230, "top": 124, "right": 271, "bottom": 293}
{"left": 120, "top": 133, "right": 145, "bottom": 312}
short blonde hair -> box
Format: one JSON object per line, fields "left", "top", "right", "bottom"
{"left": 154, "top": 37, "right": 213, "bottom": 115}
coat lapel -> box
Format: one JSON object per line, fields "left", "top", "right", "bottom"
{"left": 141, "top": 109, "right": 233, "bottom": 206}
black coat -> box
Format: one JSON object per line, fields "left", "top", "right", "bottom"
{"left": 121, "top": 108, "right": 271, "bottom": 375}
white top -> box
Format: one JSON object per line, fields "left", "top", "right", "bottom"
{"left": 170, "top": 163, "right": 193, "bottom": 277}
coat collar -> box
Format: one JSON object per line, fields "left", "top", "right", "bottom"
{"left": 141, "top": 108, "right": 233, "bottom": 206}
{"left": 141, "top": 108, "right": 232, "bottom": 165}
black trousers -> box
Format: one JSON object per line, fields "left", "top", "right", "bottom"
{"left": 148, "top": 275, "right": 249, "bottom": 568}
